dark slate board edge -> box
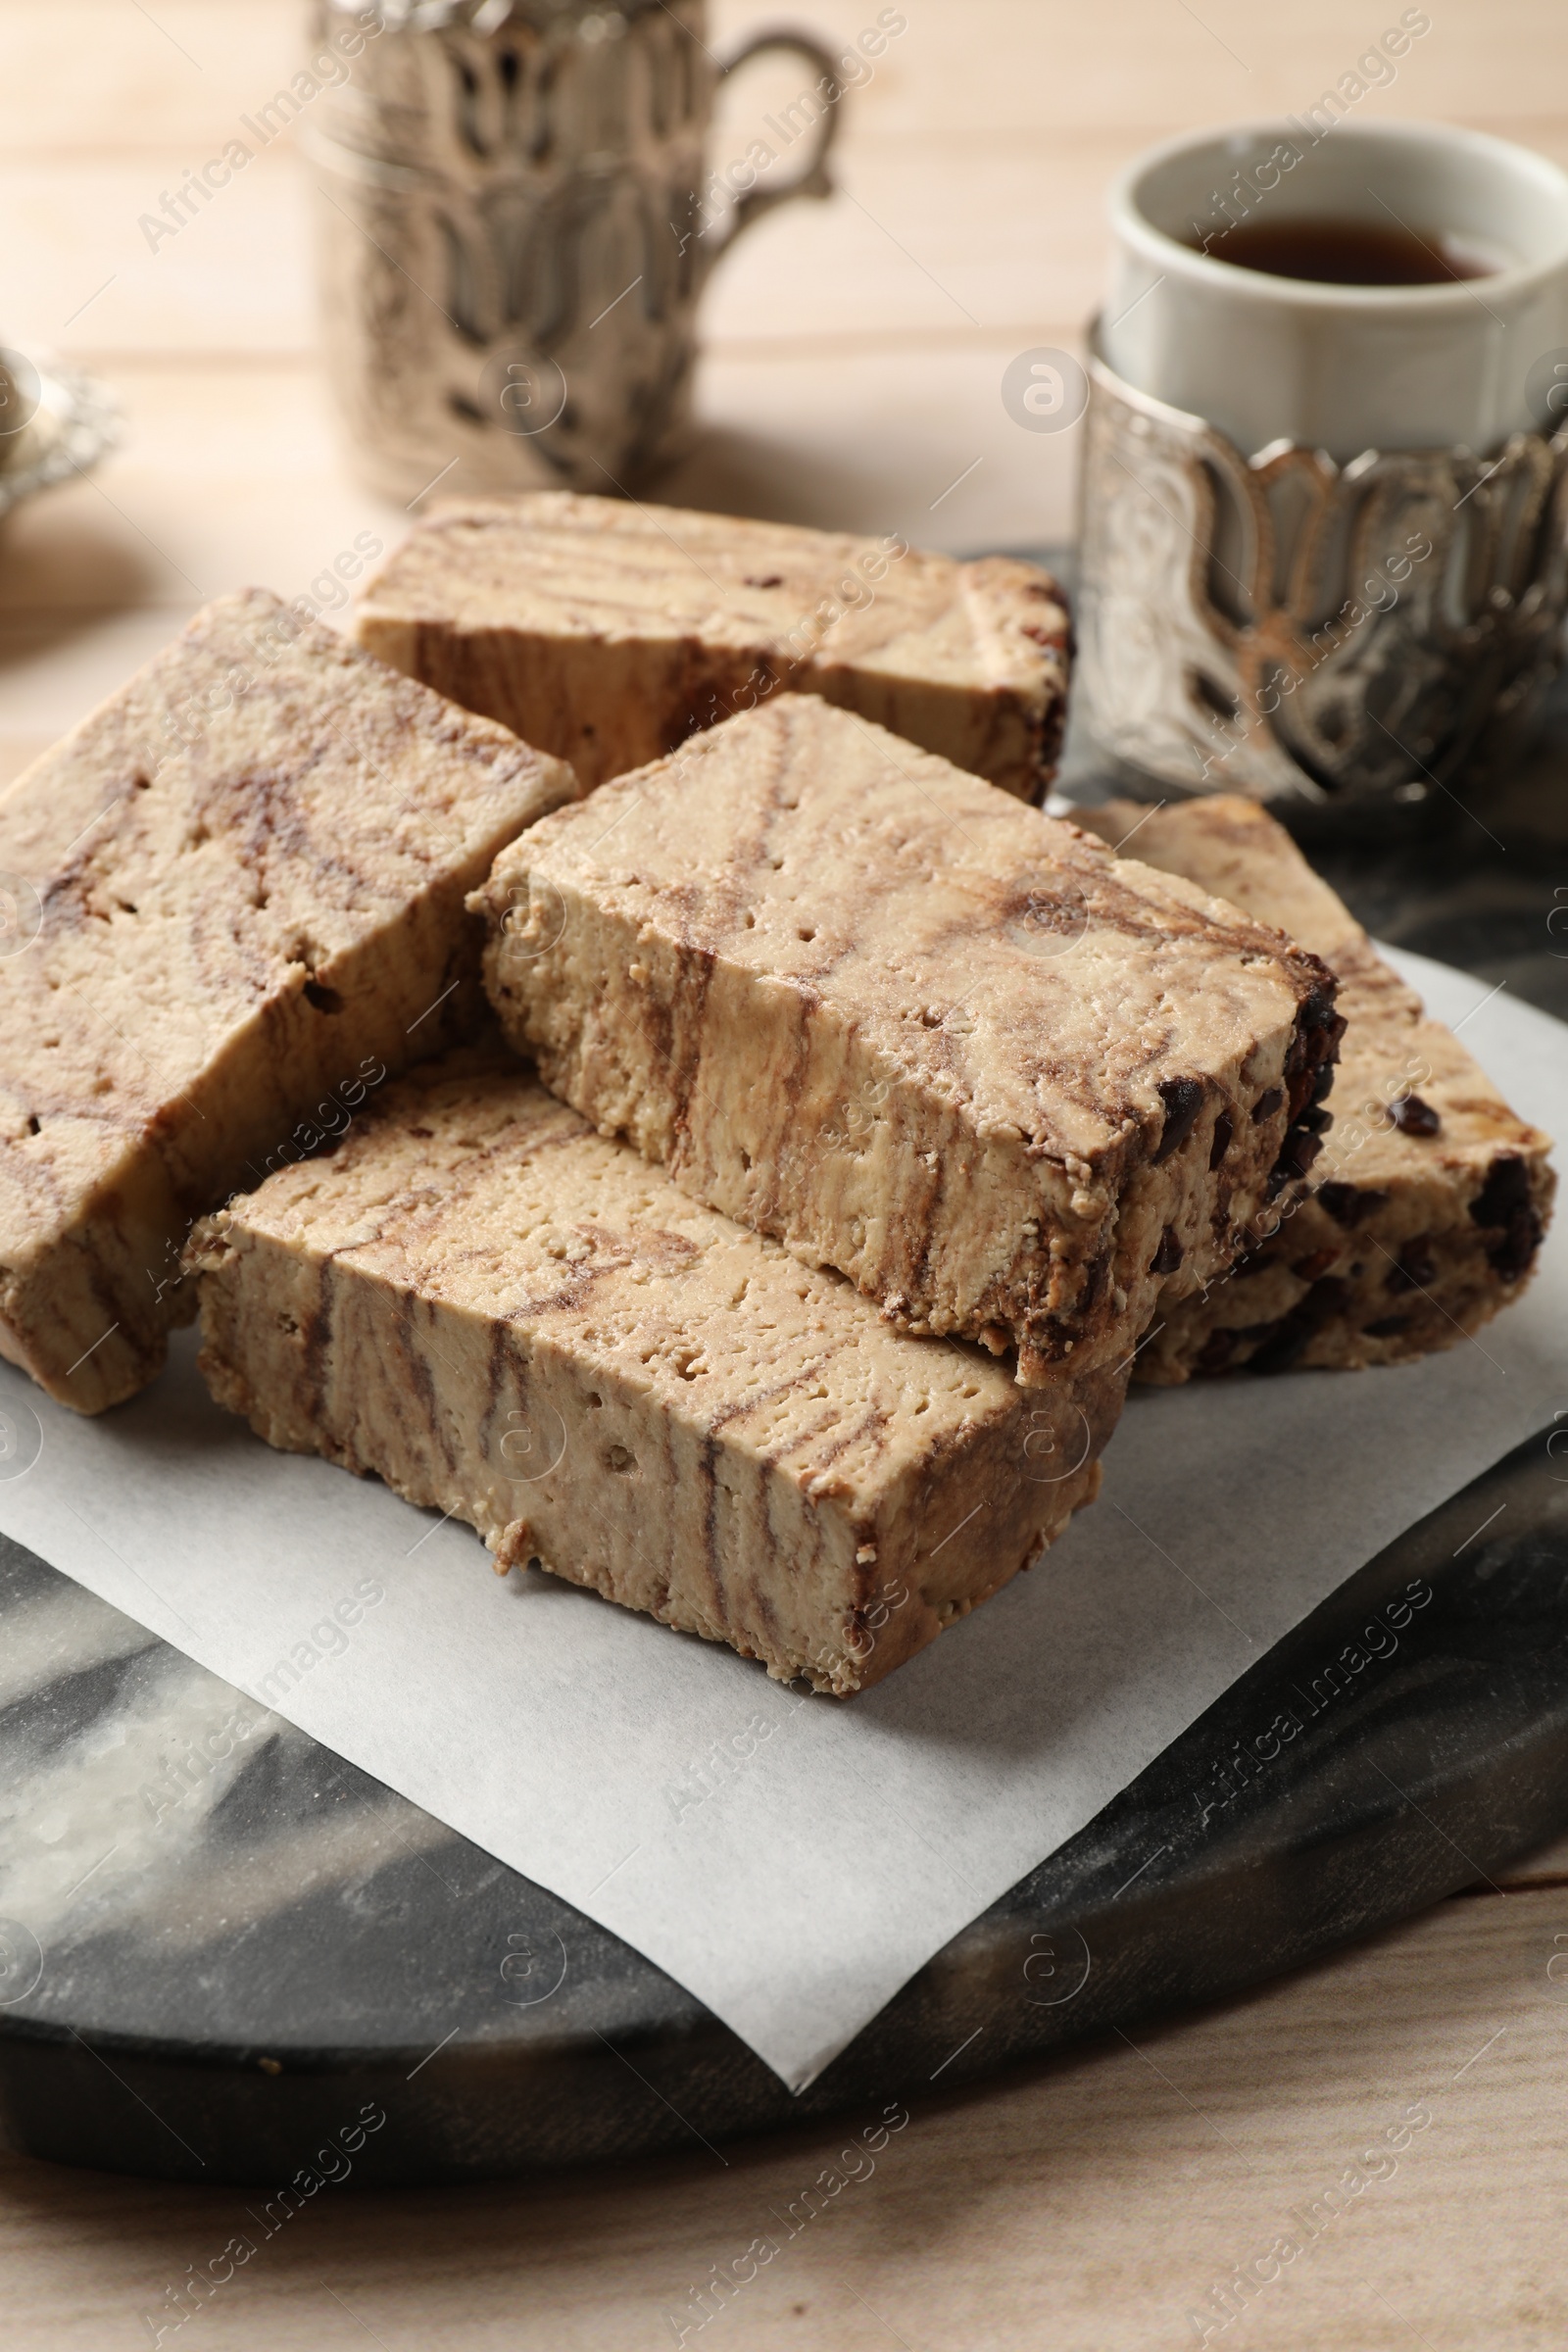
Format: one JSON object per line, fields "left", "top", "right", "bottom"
{"left": 3, "top": 1426, "right": 1564, "bottom": 2184}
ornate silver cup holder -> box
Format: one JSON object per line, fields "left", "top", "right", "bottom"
{"left": 0, "top": 356, "right": 118, "bottom": 525}
{"left": 1074, "top": 325, "right": 1568, "bottom": 807}
{"left": 309, "top": 0, "right": 843, "bottom": 503}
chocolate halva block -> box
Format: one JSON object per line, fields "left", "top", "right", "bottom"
{"left": 1068, "top": 795, "right": 1554, "bottom": 1377}
{"left": 0, "top": 589, "right": 578, "bottom": 1413}
{"left": 188, "top": 1047, "right": 1105, "bottom": 1695}
{"left": 355, "top": 490, "right": 1070, "bottom": 798}
{"left": 472, "top": 695, "right": 1342, "bottom": 1388}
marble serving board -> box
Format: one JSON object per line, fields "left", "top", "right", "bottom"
{"left": 0, "top": 1428, "right": 1565, "bottom": 2186}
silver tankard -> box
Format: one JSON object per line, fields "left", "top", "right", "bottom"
{"left": 308, "top": 0, "right": 847, "bottom": 504}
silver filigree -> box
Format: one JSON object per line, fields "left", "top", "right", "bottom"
{"left": 307, "top": 0, "right": 841, "bottom": 503}
{"left": 1075, "top": 327, "right": 1568, "bottom": 804}
{"left": 0, "top": 357, "right": 118, "bottom": 524}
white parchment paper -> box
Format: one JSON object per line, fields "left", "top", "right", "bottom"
{"left": 1, "top": 948, "right": 1563, "bottom": 2092}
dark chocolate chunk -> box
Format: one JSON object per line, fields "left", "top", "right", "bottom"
{"left": 1470, "top": 1153, "right": 1531, "bottom": 1228}
{"left": 1078, "top": 1249, "right": 1112, "bottom": 1312}
{"left": 1365, "top": 1314, "right": 1413, "bottom": 1338}
{"left": 1283, "top": 988, "right": 1347, "bottom": 1118}
{"left": 1316, "top": 1181, "right": 1391, "bottom": 1228}
{"left": 1152, "top": 1076, "right": 1205, "bottom": 1164}
{"left": 1209, "top": 1109, "right": 1234, "bottom": 1170}
{"left": 1242, "top": 1314, "right": 1313, "bottom": 1374}
{"left": 1487, "top": 1215, "right": 1542, "bottom": 1281}
{"left": 1299, "top": 1273, "right": 1349, "bottom": 1326}
{"left": 1389, "top": 1093, "right": 1441, "bottom": 1137}
{"left": 1270, "top": 1124, "right": 1325, "bottom": 1188}
{"left": 1385, "top": 1242, "right": 1436, "bottom": 1295}
{"left": 1468, "top": 1156, "right": 1542, "bottom": 1279}
{"left": 1250, "top": 1087, "right": 1284, "bottom": 1124}
{"left": 1151, "top": 1225, "right": 1184, "bottom": 1276}
{"left": 1240, "top": 1274, "right": 1348, "bottom": 1374}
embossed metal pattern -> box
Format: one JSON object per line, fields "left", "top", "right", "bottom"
{"left": 1076, "top": 329, "right": 1568, "bottom": 805}
{"left": 308, "top": 0, "right": 841, "bottom": 503}
{"left": 0, "top": 359, "right": 118, "bottom": 524}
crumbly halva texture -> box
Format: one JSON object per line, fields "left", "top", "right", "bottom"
{"left": 472, "top": 695, "right": 1342, "bottom": 1390}
{"left": 355, "top": 491, "right": 1070, "bottom": 799}
{"left": 187, "top": 1046, "right": 1105, "bottom": 1695}
{"left": 0, "top": 589, "right": 579, "bottom": 1414}
{"left": 1068, "top": 796, "right": 1554, "bottom": 1377}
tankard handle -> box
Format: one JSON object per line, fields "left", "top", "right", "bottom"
{"left": 706, "top": 30, "right": 844, "bottom": 259}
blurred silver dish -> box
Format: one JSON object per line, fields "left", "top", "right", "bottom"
{"left": 0, "top": 349, "right": 119, "bottom": 522}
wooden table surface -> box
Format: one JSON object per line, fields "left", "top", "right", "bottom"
{"left": 5, "top": 3, "right": 1568, "bottom": 2344}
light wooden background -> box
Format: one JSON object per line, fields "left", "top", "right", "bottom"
{"left": 6, "top": 3, "right": 1568, "bottom": 2346}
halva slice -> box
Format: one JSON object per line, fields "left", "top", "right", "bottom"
{"left": 355, "top": 490, "right": 1070, "bottom": 797}
{"left": 187, "top": 1047, "right": 1106, "bottom": 1695}
{"left": 0, "top": 589, "right": 578, "bottom": 1413}
{"left": 1069, "top": 795, "right": 1554, "bottom": 1377}
{"left": 472, "top": 696, "right": 1342, "bottom": 1388}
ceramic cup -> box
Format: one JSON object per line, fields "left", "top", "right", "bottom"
{"left": 1075, "top": 118, "right": 1568, "bottom": 806}
{"left": 1102, "top": 119, "right": 1568, "bottom": 461}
